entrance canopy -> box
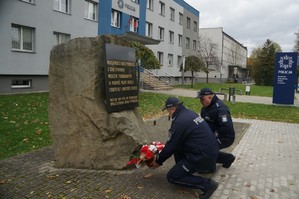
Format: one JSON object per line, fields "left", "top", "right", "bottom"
{"left": 120, "top": 32, "right": 160, "bottom": 45}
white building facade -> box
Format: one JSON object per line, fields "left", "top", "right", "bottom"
{"left": 0, "top": 0, "right": 199, "bottom": 93}
{"left": 198, "top": 27, "right": 248, "bottom": 83}
{"left": 0, "top": 0, "right": 99, "bottom": 93}
{"left": 1, "top": 1, "right": 248, "bottom": 93}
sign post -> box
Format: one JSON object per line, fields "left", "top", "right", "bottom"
{"left": 272, "top": 52, "right": 298, "bottom": 105}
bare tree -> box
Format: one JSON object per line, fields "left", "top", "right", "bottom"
{"left": 180, "top": 55, "right": 204, "bottom": 88}
{"left": 198, "top": 37, "right": 221, "bottom": 83}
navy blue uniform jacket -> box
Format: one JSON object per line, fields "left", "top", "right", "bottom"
{"left": 200, "top": 95, "right": 235, "bottom": 144}
{"left": 156, "top": 104, "right": 219, "bottom": 169}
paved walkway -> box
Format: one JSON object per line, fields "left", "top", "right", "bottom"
{"left": 142, "top": 88, "right": 299, "bottom": 107}
{"left": 1, "top": 89, "right": 299, "bottom": 198}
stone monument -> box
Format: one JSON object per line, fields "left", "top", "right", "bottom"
{"left": 48, "top": 35, "right": 149, "bottom": 170}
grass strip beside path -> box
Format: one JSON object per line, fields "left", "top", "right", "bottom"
{"left": 1, "top": 92, "right": 299, "bottom": 159}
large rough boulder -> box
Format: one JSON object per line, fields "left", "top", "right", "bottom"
{"left": 48, "top": 35, "right": 149, "bottom": 170}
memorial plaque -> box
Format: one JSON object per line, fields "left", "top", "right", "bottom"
{"left": 104, "top": 44, "right": 139, "bottom": 113}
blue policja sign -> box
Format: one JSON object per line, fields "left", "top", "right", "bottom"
{"left": 273, "top": 52, "right": 298, "bottom": 105}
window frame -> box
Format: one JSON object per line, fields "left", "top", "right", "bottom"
{"left": 168, "top": 54, "right": 173, "bottom": 67}
{"left": 178, "top": 34, "right": 182, "bottom": 46}
{"left": 20, "top": 0, "right": 35, "bottom": 4}
{"left": 177, "top": 55, "right": 182, "bottom": 68}
{"left": 186, "top": 37, "right": 190, "bottom": 49}
{"left": 11, "top": 24, "right": 35, "bottom": 52}
{"left": 169, "top": 31, "right": 174, "bottom": 44}
{"left": 193, "top": 40, "right": 197, "bottom": 51}
{"left": 179, "top": 12, "right": 183, "bottom": 24}
{"left": 145, "top": 22, "right": 153, "bottom": 38}
{"left": 159, "top": 1, "right": 165, "bottom": 16}
{"left": 111, "top": 9, "right": 121, "bottom": 28}
{"left": 146, "top": 0, "right": 153, "bottom": 10}
{"left": 158, "top": 51, "right": 164, "bottom": 65}
{"left": 53, "top": 31, "right": 70, "bottom": 45}
{"left": 158, "top": 26, "right": 164, "bottom": 41}
{"left": 170, "top": 7, "right": 175, "bottom": 21}
{"left": 193, "top": 21, "right": 198, "bottom": 32}
{"left": 11, "top": 79, "right": 32, "bottom": 89}
{"left": 53, "top": 0, "right": 70, "bottom": 14}
{"left": 84, "top": 0, "right": 98, "bottom": 21}
{"left": 186, "top": 17, "right": 191, "bottom": 29}
{"left": 129, "top": 16, "right": 139, "bottom": 33}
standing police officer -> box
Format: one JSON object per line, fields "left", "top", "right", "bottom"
{"left": 150, "top": 97, "right": 219, "bottom": 199}
{"left": 196, "top": 88, "right": 236, "bottom": 169}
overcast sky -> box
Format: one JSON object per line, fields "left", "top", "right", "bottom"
{"left": 185, "top": 0, "right": 299, "bottom": 56}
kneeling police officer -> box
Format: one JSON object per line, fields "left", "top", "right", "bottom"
{"left": 150, "top": 97, "right": 219, "bottom": 199}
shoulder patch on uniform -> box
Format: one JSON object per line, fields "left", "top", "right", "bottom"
{"left": 221, "top": 115, "right": 228, "bottom": 123}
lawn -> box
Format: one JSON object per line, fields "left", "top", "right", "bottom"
{"left": 1, "top": 90, "right": 299, "bottom": 160}
{"left": 175, "top": 82, "right": 274, "bottom": 97}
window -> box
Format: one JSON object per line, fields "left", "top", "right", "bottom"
{"left": 168, "top": 54, "right": 173, "bottom": 66}
{"left": 145, "top": 22, "right": 153, "bottom": 37}
{"left": 147, "top": 0, "right": 153, "bottom": 10}
{"left": 169, "top": 31, "right": 174, "bottom": 44}
{"left": 158, "top": 52, "right": 163, "bottom": 65}
{"left": 53, "top": 0, "right": 69, "bottom": 13}
{"left": 111, "top": 10, "right": 121, "bottom": 28}
{"left": 53, "top": 32, "right": 70, "bottom": 45}
{"left": 11, "top": 24, "right": 34, "bottom": 52}
{"left": 129, "top": 17, "right": 139, "bottom": 33}
{"left": 170, "top": 7, "right": 175, "bottom": 21}
{"left": 158, "top": 27, "right": 164, "bottom": 40}
{"left": 179, "top": 13, "right": 183, "bottom": 24}
{"left": 11, "top": 79, "right": 32, "bottom": 89}
{"left": 159, "top": 1, "right": 165, "bottom": 16}
{"left": 178, "top": 34, "right": 182, "bottom": 46}
{"left": 186, "top": 37, "right": 190, "bottom": 49}
{"left": 193, "top": 40, "right": 197, "bottom": 51}
{"left": 177, "top": 56, "right": 182, "bottom": 68}
{"left": 84, "top": 0, "right": 97, "bottom": 21}
{"left": 186, "top": 17, "right": 190, "bottom": 29}
{"left": 21, "top": 0, "right": 35, "bottom": 3}
{"left": 193, "top": 21, "right": 198, "bottom": 32}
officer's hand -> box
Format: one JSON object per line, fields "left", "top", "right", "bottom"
{"left": 149, "top": 159, "right": 160, "bottom": 169}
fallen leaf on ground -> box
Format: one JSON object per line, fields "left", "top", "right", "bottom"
{"left": 36, "top": 129, "right": 42, "bottom": 135}
{"left": 0, "top": 180, "right": 7, "bottom": 184}
{"left": 250, "top": 196, "right": 258, "bottom": 199}
{"left": 143, "top": 172, "right": 153, "bottom": 179}
{"left": 120, "top": 194, "right": 132, "bottom": 199}
{"left": 48, "top": 176, "right": 57, "bottom": 180}
{"left": 105, "top": 189, "right": 113, "bottom": 194}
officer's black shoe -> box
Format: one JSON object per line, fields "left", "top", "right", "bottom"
{"left": 198, "top": 167, "right": 216, "bottom": 174}
{"left": 222, "top": 155, "right": 235, "bottom": 168}
{"left": 199, "top": 180, "right": 219, "bottom": 199}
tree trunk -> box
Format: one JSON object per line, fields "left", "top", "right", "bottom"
{"left": 206, "top": 72, "right": 209, "bottom": 83}
{"left": 191, "top": 71, "right": 194, "bottom": 88}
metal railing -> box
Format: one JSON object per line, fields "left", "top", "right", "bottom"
{"left": 139, "top": 67, "right": 175, "bottom": 90}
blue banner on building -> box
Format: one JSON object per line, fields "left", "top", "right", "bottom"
{"left": 273, "top": 52, "right": 298, "bottom": 105}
